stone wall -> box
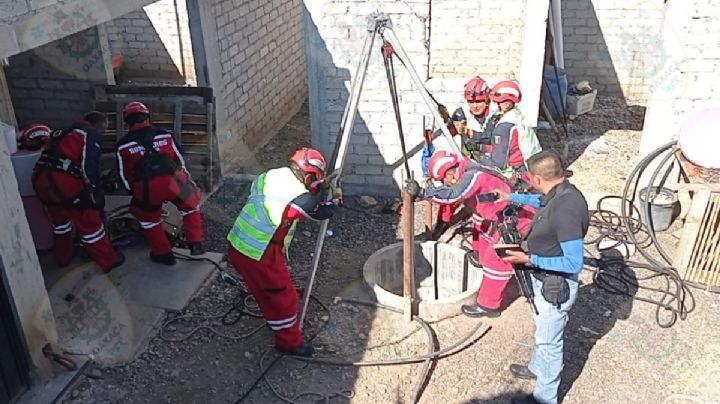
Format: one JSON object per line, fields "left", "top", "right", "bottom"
{"left": 5, "top": 27, "right": 110, "bottom": 128}
{"left": 105, "top": 0, "right": 196, "bottom": 85}
{"left": 200, "top": 0, "right": 308, "bottom": 172}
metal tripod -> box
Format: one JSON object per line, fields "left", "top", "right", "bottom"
{"left": 298, "top": 13, "right": 462, "bottom": 329}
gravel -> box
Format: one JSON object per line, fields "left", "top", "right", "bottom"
{"left": 62, "top": 97, "right": 720, "bottom": 403}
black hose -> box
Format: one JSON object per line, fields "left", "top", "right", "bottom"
{"left": 290, "top": 298, "right": 488, "bottom": 366}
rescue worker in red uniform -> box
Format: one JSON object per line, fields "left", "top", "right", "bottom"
{"left": 405, "top": 150, "right": 535, "bottom": 317}
{"left": 429, "top": 76, "right": 494, "bottom": 239}
{"left": 31, "top": 113, "right": 124, "bottom": 272}
{"left": 470, "top": 80, "right": 542, "bottom": 189}
{"left": 226, "top": 147, "right": 336, "bottom": 357}
{"left": 116, "top": 101, "right": 204, "bottom": 265}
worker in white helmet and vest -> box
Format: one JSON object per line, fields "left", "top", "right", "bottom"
{"left": 226, "top": 147, "right": 337, "bottom": 357}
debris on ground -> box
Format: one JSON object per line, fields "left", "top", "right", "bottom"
{"left": 62, "top": 97, "right": 720, "bottom": 403}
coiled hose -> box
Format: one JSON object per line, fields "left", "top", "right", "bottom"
{"left": 585, "top": 141, "right": 699, "bottom": 328}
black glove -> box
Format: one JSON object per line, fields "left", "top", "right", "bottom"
{"left": 404, "top": 179, "right": 423, "bottom": 201}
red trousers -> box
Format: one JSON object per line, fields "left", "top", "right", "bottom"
{"left": 437, "top": 203, "right": 456, "bottom": 223}
{"left": 129, "top": 171, "right": 202, "bottom": 255}
{"left": 46, "top": 205, "right": 118, "bottom": 271}
{"left": 227, "top": 242, "right": 302, "bottom": 351}
{"left": 472, "top": 209, "right": 534, "bottom": 310}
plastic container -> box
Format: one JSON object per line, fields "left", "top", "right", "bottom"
{"left": 566, "top": 89, "right": 597, "bottom": 116}
{"left": 639, "top": 187, "right": 678, "bottom": 232}
{"left": 677, "top": 108, "right": 720, "bottom": 169}
{"left": 543, "top": 65, "right": 568, "bottom": 119}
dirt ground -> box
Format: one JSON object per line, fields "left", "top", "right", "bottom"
{"left": 62, "top": 97, "right": 720, "bottom": 404}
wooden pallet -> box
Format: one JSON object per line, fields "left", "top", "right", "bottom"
{"left": 673, "top": 151, "right": 720, "bottom": 289}
{"left": 92, "top": 85, "right": 219, "bottom": 192}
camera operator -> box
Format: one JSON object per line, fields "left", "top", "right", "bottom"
{"left": 494, "top": 150, "right": 589, "bottom": 404}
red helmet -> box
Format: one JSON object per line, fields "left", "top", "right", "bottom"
{"left": 464, "top": 76, "right": 490, "bottom": 102}
{"left": 290, "top": 147, "right": 326, "bottom": 182}
{"left": 490, "top": 80, "right": 522, "bottom": 104}
{"left": 428, "top": 150, "right": 461, "bottom": 181}
{"left": 18, "top": 124, "right": 51, "bottom": 151}
{"left": 123, "top": 101, "right": 150, "bottom": 119}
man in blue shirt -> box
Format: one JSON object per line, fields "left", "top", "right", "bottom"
{"left": 495, "top": 150, "right": 589, "bottom": 404}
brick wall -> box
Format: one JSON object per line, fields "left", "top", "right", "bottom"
{"left": 305, "top": 1, "right": 433, "bottom": 195}
{"left": 204, "top": 0, "right": 307, "bottom": 171}
{"left": 305, "top": 0, "right": 541, "bottom": 195}
{"left": 640, "top": 0, "right": 720, "bottom": 155}
{"left": 429, "top": 0, "right": 527, "bottom": 79}
{"left": 562, "top": 0, "right": 665, "bottom": 103}
{"left": 5, "top": 27, "right": 109, "bottom": 128}
{"left": 105, "top": 0, "right": 196, "bottom": 85}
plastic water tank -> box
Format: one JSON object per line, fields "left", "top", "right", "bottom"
{"left": 543, "top": 65, "right": 568, "bottom": 119}
{"left": 677, "top": 108, "right": 720, "bottom": 169}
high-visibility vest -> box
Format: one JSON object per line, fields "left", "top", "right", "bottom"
{"left": 495, "top": 108, "right": 542, "bottom": 174}
{"left": 227, "top": 167, "right": 308, "bottom": 261}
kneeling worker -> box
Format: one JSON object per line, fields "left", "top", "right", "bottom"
{"left": 495, "top": 151, "right": 589, "bottom": 404}
{"left": 227, "top": 147, "right": 337, "bottom": 357}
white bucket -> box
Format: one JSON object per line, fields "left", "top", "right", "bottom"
{"left": 0, "top": 121, "right": 17, "bottom": 154}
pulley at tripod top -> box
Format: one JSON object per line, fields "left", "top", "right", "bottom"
{"left": 367, "top": 12, "right": 391, "bottom": 31}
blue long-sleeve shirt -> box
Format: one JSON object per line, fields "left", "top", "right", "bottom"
{"left": 509, "top": 188, "right": 589, "bottom": 274}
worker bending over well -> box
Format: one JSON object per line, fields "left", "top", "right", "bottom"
{"left": 405, "top": 151, "right": 534, "bottom": 317}
{"left": 496, "top": 151, "right": 589, "bottom": 404}
{"left": 226, "top": 147, "right": 338, "bottom": 357}
{"left": 116, "top": 101, "right": 204, "bottom": 265}
{"left": 32, "top": 113, "right": 124, "bottom": 272}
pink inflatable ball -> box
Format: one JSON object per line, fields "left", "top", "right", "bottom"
{"left": 677, "top": 108, "right": 720, "bottom": 169}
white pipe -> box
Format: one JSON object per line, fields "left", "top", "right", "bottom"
{"left": 550, "top": 0, "right": 564, "bottom": 69}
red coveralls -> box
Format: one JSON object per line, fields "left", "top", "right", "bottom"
{"left": 32, "top": 122, "right": 119, "bottom": 270}
{"left": 116, "top": 123, "right": 202, "bottom": 256}
{"left": 425, "top": 159, "right": 535, "bottom": 310}
{"left": 227, "top": 193, "right": 333, "bottom": 351}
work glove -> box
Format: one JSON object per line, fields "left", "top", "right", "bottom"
{"left": 330, "top": 184, "right": 344, "bottom": 207}
{"left": 404, "top": 179, "right": 424, "bottom": 201}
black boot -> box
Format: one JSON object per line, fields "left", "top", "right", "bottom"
{"left": 150, "top": 252, "right": 176, "bottom": 266}
{"left": 509, "top": 364, "right": 537, "bottom": 380}
{"left": 103, "top": 252, "right": 126, "bottom": 274}
{"left": 461, "top": 303, "right": 500, "bottom": 318}
{"left": 278, "top": 342, "right": 314, "bottom": 357}
{"left": 189, "top": 242, "right": 205, "bottom": 256}
{"left": 465, "top": 250, "right": 481, "bottom": 267}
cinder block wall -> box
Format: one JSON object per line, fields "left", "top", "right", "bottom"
{"left": 640, "top": 0, "right": 720, "bottom": 155}
{"left": 5, "top": 27, "right": 109, "bottom": 129}
{"left": 206, "top": 0, "right": 307, "bottom": 171}
{"left": 305, "top": 0, "right": 529, "bottom": 196}
{"left": 105, "top": 0, "right": 196, "bottom": 85}
{"left": 562, "top": 0, "right": 665, "bottom": 103}
{"left": 429, "top": 0, "right": 526, "bottom": 79}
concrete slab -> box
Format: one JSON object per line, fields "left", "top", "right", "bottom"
{"left": 111, "top": 245, "right": 220, "bottom": 312}
{"left": 43, "top": 245, "right": 220, "bottom": 366}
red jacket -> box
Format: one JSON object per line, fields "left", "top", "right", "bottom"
{"left": 33, "top": 120, "right": 102, "bottom": 201}
{"left": 116, "top": 123, "right": 186, "bottom": 190}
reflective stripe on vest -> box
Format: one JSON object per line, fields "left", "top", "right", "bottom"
{"left": 227, "top": 167, "right": 307, "bottom": 261}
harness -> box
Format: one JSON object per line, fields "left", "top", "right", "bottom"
{"left": 33, "top": 129, "right": 95, "bottom": 209}
{"left": 130, "top": 134, "right": 196, "bottom": 212}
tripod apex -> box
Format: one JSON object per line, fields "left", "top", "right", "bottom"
{"left": 367, "top": 12, "right": 392, "bottom": 31}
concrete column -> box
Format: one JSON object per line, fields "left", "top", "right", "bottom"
{"left": 0, "top": 139, "right": 58, "bottom": 378}
{"left": 0, "top": 67, "right": 18, "bottom": 126}
{"left": 97, "top": 24, "right": 116, "bottom": 85}
{"left": 518, "top": 0, "right": 550, "bottom": 125}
